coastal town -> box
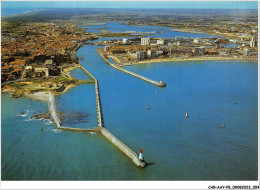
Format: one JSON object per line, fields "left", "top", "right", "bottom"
{"left": 96, "top": 36, "right": 258, "bottom": 66}
{"left": 1, "top": 8, "right": 258, "bottom": 99}
{"left": 1, "top": 2, "right": 259, "bottom": 184}
{"left": 1, "top": 21, "right": 98, "bottom": 99}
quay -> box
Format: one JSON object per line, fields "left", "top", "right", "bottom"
{"left": 97, "top": 48, "right": 166, "bottom": 87}
{"left": 49, "top": 64, "right": 146, "bottom": 168}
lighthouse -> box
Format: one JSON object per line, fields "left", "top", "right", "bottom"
{"left": 139, "top": 149, "right": 144, "bottom": 161}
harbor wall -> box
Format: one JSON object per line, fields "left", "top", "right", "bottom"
{"left": 97, "top": 49, "right": 166, "bottom": 87}
{"left": 101, "top": 128, "right": 145, "bottom": 167}
{"left": 80, "top": 64, "right": 145, "bottom": 167}
{"left": 55, "top": 63, "right": 145, "bottom": 167}
{"left": 79, "top": 65, "right": 103, "bottom": 128}
{"left": 49, "top": 92, "right": 61, "bottom": 127}
{"left": 58, "top": 126, "right": 101, "bottom": 133}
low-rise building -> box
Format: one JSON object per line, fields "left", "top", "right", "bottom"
{"left": 157, "top": 38, "right": 165, "bottom": 45}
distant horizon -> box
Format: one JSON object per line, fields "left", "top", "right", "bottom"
{"left": 2, "top": 1, "right": 258, "bottom": 10}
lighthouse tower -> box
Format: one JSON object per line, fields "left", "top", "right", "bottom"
{"left": 139, "top": 149, "right": 144, "bottom": 161}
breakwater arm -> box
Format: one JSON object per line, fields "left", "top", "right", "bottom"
{"left": 97, "top": 49, "right": 166, "bottom": 87}
{"left": 79, "top": 65, "right": 103, "bottom": 128}
{"left": 101, "top": 128, "right": 145, "bottom": 167}
{"left": 49, "top": 63, "right": 146, "bottom": 168}
{"left": 79, "top": 64, "right": 145, "bottom": 167}
{"left": 49, "top": 92, "right": 61, "bottom": 127}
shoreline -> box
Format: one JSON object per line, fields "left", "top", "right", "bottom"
{"left": 1, "top": 9, "right": 41, "bottom": 18}
{"left": 122, "top": 57, "right": 258, "bottom": 66}
{"left": 125, "top": 23, "right": 244, "bottom": 39}
{"left": 1, "top": 64, "right": 80, "bottom": 102}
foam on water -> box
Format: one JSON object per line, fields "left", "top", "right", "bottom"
{"left": 44, "top": 119, "right": 53, "bottom": 126}
{"left": 52, "top": 129, "right": 61, "bottom": 134}
{"left": 17, "top": 106, "right": 31, "bottom": 117}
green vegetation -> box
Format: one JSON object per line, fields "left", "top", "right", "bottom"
{"left": 51, "top": 76, "right": 75, "bottom": 84}
{"left": 32, "top": 78, "right": 46, "bottom": 83}
{"left": 101, "top": 32, "right": 135, "bottom": 37}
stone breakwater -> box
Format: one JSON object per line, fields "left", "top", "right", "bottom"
{"left": 101, "top": 128, "right": 146, "bottom": 167}
{"left": 97, "top": 48, "right": 166, "bottom": 87}
{"left": 79, "top": 65, "right": 103, "bottom": 128}
{"left": 79, "top": 64, "right": 146, "bottom": 167}
{"left": 49, "top": 92, "right": 61, "bottom": 127}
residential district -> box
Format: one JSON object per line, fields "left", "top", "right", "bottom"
{"left": 96, "top": 36, "right": 257, "bottom": 66}
{"left": 1, "top": 21, "right": 98, "bottom": 99}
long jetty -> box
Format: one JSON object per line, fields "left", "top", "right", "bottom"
{"left": 97, "top": 48, "right": 166, "bottom": 87}
{"left": 79, "top": 64, "right": 145, "bottom": 167}
{"left": 79, "top": 65, "right": 103, "bottom": 128}
{"left": 49, "top": 64, "right": 145, "bottom": 167}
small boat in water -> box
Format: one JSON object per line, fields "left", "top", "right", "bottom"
{"left": 184, "top": 112, "right": 188, "bottom": 118}
{"left": 147, "top": 105, "right": 150, "bottom": 110}
{"left": 155, "top": 90, "right": 158, "bottom": 94}
{"left": 221, "top": 123, "right": 225, "bottom": 128}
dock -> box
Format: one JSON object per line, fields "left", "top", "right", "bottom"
{"left": 97, "top": 48, "right": 166, "bottom": 87}
{"left": 49, "top": 64, "right": 146, "bottom": 168}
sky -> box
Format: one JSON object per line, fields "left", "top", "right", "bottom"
{"left": 1, "top": 1, "right": 258, "bottom": 9}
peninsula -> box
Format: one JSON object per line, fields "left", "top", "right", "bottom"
{"left": 1, "top": 19, "right": 98, "bottom": 100}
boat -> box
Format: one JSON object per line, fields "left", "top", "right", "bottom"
{"left": 147, "top": 105, "right": 150, "bottom": 110}
{"left": 221, "top": 123, "right": 225, "bottom": 128}
{"left": 184, "top": 112, "right": 188, "bottom": 118}
{"left": 155, "top": 90, "right": 158, "bottom": 94}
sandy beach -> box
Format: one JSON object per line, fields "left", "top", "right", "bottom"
{"left": 25, "top": 91, "right": 50, "bottom": 102}
{"left": 124, "top": 56, "right": 258, "bottom": 66}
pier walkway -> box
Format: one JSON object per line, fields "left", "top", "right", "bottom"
{"left": 97, "top": 48, "right": 166, "bottom": 87}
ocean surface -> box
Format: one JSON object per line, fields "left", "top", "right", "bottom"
{"left": 1, "top": 20, "right": 258, "bottom": 180}
{"left": 1, "top": 8, "right": 41, "bottom": 17}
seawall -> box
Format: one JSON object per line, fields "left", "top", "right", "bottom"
{"left": 79, "top": 65, "right": 103, "bottom": 128}
{"left": 49, "top": 62, "right": 146, "bottom": 168}
{"left": 79, "top": 64, "right": 145, "bottom": 167}
{"left": 101, "top": 128, "right": 145, "bottom": 167}
{"left": 49, "top": 92, "right": 61, "bottom": 127}
{"left": 58, "top": 126, "right": 101, "bottom": 133}
{"left": 97, "top": 49, "right": 166, "bottom": 87}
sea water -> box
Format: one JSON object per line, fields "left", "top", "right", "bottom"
{"left": 1, "top": 8, "right": 41, "bottom": 16}
{"left": 1, "top": 21, "right": 258, "bottom": 180}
